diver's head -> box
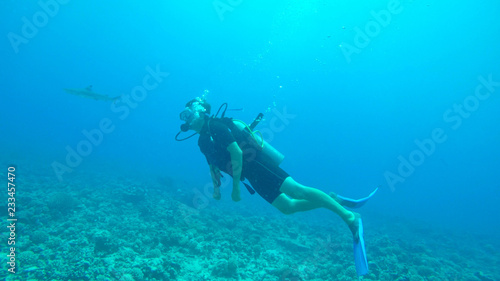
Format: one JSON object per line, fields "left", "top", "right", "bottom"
{"left": 179, "top": 97, "right": 211, "bottom": 132}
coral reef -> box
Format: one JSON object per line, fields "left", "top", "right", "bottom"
{"left": 1, "top": 172, "right": 499, "bottom": 281}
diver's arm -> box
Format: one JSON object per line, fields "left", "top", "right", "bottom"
{"left": 227, "top": 142, "right": 243, "bottom": 202}
{"left": 209, "top": 165, "right": 221, "bottom": 200}
{"left": 210, "top": 165, "right": 221, "bottom": 187}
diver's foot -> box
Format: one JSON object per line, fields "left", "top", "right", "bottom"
{"left": 348, "top": 212, "right": 361, "bottom": 242}
{"left": 329, "top": 192, "right": 345, "bottom": 206}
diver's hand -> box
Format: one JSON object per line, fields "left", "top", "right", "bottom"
{"left": 213, "top": 187, "right": 221, "bottom": 200}
{"left": 231, "top": 183, "right": 241, "bottom": 202}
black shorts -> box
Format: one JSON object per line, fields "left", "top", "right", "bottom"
{"left": 244, "top": 161, "right": 289, "bottom": 204}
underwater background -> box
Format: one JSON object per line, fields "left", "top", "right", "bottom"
{"left": 1, "top": 0, "right": 500, "bottom": 280}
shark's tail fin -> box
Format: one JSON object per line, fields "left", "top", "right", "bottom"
{"left": 112, "top": 96, "right": 121, "bottom": 104}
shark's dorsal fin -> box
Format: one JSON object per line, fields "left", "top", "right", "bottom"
{"left": 85, "top": 85, "right": 93, "bottom": 91}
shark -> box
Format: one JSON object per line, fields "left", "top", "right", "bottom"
{"left": 63, "top": 85, "right": 120, "bottom": 102}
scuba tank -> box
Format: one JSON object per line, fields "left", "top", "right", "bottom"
{"left": 231, "top": 114, "right": 284, "bottom": 167}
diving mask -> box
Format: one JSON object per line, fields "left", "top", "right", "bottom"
{"left": 179, "top": 99, "right": 208, "bottom": 131}
{"left": 180, "top": 108, "right": 195, "bottom": 123}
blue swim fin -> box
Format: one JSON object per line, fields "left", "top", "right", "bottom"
{"left": 353, "top": 218, "right": 369, "bottom": 276}
{"left": 336, "top": 187, "right": 378, "bottom": 209}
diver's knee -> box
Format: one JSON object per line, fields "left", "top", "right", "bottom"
{"left": 272, "top": 196, "right": 296, "bottom": 215}
{"left": 274, "top": 202, "right": 295, "bottom": 215}
{"left": 279, "top": 207, "right": 295, "bottom": 215}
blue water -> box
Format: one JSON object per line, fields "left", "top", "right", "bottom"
{"left": 2, "top": 0, "right": 500, "bottom": 279}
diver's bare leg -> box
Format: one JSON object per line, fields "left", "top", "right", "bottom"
{"left": 277, "top": 177, "right": 355, "bottom": 224}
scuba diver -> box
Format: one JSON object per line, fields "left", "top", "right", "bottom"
{"left": 175, "top": 97, "right": 376, "bottom": 276}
